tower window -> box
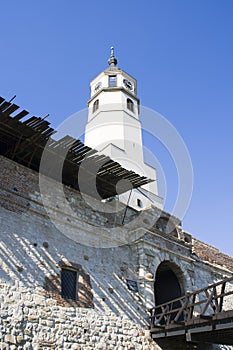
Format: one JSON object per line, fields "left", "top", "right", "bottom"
{"left": 61, "top": 268, "right": 77, "bottom": 301}
{"left": 127, "top": 98, "right": 134, "bottom": 112}
{"left": 109, "top": 75, "right": 117, "bottom": 87}
{"left": 156, "top": 217, "right": 168, "bottom": 233}
{"left": 93, "top": 99, "right": 99, "bottom": 113}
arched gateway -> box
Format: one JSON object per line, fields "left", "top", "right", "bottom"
{"left": 154, "top": 261, "right": 184, "bottom": 307}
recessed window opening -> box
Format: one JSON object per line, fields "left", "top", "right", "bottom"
{"left": 137, "top": 198, "right": 143, "bottom": 208}
{"left": 61, "top": 268, "right": 77, "bottom": 301}
{"left": 156, "top": 217, "right": 168, "bottom": 233}
{"left": 109, "top": 75, "right": 117, "bottom": 87}
{"left": 93, "top": 99, "right": 99, "bottom": 113}
{"left": 127, "top": 98, "right": 134, "bottom": 112}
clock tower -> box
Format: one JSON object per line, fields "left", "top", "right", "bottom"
{"left": 85, "top": 48, "right": 163, "bottom": 210}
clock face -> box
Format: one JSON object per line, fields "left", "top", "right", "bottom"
{"left": 94, "top": 81, "right": 102, "bottom": 93}
{"left": 123, "top": 78, "right": 134, "bottom": 91}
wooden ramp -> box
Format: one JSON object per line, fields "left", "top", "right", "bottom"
{"left": 150, "top": 276, "right": 233, "bottom": 345}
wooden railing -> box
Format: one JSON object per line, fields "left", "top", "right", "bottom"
{"left": 150, "top": 276, "right": 233, "bottom": 329}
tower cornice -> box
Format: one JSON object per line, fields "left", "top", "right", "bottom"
{"left": 87, "top": 87, "right": 140, "bottom": 106}
{"left": 90, "top": 69, "right": 137, "bottom": 87}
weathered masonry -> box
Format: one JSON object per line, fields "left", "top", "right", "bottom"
{"left": 1, "top": 51, "right": 233, "bottom": 349}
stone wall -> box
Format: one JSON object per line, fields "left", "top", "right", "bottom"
{"left": 0, "top": 282, "right": 160, "bottom": 350}
{"left": 0, "top": 155, "right": 233, "bottom": 349}
{"left": 0, "top": 156, "right": 160, "bottom": 349}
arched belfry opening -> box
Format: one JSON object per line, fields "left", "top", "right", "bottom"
{"left": 154, "top": 261, "right": 184, "bottom": 306}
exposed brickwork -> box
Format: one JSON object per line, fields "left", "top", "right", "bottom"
{"left": 78, "top": 269, "right": 94, "bottom": 308}
{"left": 43, "top": 261, "right": 94, "bottom": 308}
{"left": 193, "top": 239, "right": 233, "bottom": 272}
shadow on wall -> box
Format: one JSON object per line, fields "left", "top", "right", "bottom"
{"left": 0, "top": 228, "right": 149, "bottom": 325}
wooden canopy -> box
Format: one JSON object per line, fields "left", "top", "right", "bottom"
{"left": 0, "top": 96, "right": 152, "bottom": 199}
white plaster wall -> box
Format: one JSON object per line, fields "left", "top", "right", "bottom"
{"left": 90, "top": 69, "right": 137, "bottom": 98}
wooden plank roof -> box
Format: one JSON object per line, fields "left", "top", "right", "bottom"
{"left": 0, "top": 96, "right": 153, "bottom": 199}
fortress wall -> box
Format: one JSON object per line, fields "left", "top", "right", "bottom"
{"left": 0, "top": 155, "right": 232, "bottom": 349}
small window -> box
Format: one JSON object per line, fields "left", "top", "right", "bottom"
{"left": 93, "top": 99, "right": 99, "bottom": 113}
{"left": 61, "top": 268, "right": 77, "bottom": 301}
{"left": 127, "top": 98, "right": 134, "bottom": 112}
{"left": 137, "top": 198, "right": 143, "bottom": 208}
{"left": 109, "top": 75, "right": 117, "bottom": 87}
{"left": 156, "top": 217, "right": 168, "bottom": 233}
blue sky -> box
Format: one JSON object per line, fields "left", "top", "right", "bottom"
{"left": 1, "top": 1, "right": 233, "bottom": 255}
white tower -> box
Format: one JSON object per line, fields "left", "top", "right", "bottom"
{"left": 85, "top": 48, "right": 163, "bottom": 210}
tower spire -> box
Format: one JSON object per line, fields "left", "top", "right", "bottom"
{"left": 108, "top": 46, "right": 117, "bottom": 68}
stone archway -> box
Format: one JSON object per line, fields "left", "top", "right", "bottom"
{"left": 154, "top": 261, "right": 185, "bottom": 324}
{"left": 153, "top": 261, "right": 187, "bottom": 326}
{"left": 154, "top": 261, "right": 184, "bottom": 306}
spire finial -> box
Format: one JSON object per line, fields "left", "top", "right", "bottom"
{"left": 108, "top": 46, "right": 117, "bottom": 67}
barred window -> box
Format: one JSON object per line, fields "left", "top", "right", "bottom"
{"left": 61, "top": 268, "right": 77, "bottom": 301}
